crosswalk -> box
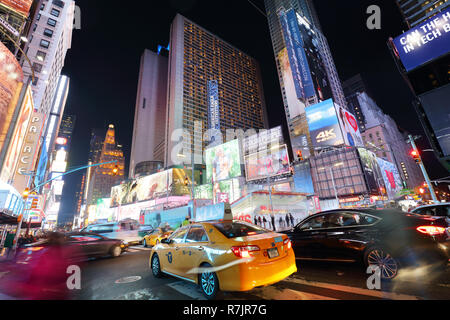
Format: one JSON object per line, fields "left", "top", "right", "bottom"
{"left": 159, "top": 277, "right": 421, "bottom": 301}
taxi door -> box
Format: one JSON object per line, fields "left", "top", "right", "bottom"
{"left": 180, "top": 225, "right": 210, "bottom": 281}
{"left": 161, "top": 227, "right": 190, "bottom": 275}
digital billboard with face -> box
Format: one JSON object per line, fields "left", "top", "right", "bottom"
{"left": 245, "top": 145, "right": 290, "bottom": 181}
{"left": 335, "top": 104, "right": 364, "bottom": 147}
{"left": 306, "top": 99, "right": 344, "bottom": 148}
{"left": 393, "top": 8, "right": 450, "bottom": 72}
{"left": 358, "top": 148, "right": 383, "bottom": 194}
{"left": 205, "top": 140, "right": 242, "bottom": 183}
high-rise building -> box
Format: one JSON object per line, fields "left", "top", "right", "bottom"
{"left": 165, "top": 14, "right": 268, "bottom": 167}
{"left": 264, "top": 0, "right": 347, "bottom": 156}
{"left": 395, "top": 0, "right": 450, "bottom": 28}
{"left": 86, "top": 125, "right": 125, "bottom": 206}
{"left": 20, "top": 0, "right": 75, "bottom": 116}
{"left": 129, "top": 49, "right": 168, "bottom": 178}
{"left": 57, "top": 114, "right": 75, "bottom": 149}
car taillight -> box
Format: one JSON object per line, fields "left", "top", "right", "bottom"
{"left": 283, "top": 238, "right": 292, "bottom": 249}
{"left": 231, "top": 245, "right": 260, "bottom": 258}
{"left": 416, "top": 226, "right": 446, "bottom": 236}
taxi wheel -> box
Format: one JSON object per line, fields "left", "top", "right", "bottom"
{"left": 151, "top": 254, "right": 163, "bottom": 278}
{"left": 199, "top": 264, "right": 219, "bottom": 300}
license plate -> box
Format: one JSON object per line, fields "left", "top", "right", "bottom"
{"left": 268, "top": 248, "right": 279, "bottom": 259}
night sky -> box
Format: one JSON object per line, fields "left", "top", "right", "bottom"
{"left": 59, "top": 0, "right": 448, "bottom": 218}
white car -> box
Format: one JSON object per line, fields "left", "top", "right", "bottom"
{"left": 411, "top": 203, "right": 450, "bottom": 224}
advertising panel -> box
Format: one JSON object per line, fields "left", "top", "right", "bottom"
{"left": 306, "top": 99, "right": 344, "bottom": 148}
{"left": 418, "top": 84, "right": 450, "bottom": 157}
{"left": 1, "top": 85, "right": 32, "bottom": 182}
{"left": 0, "top": 0, "right": 33, "bottom": 17}
{"left": 376, "top": 158, "right": 403, "bottom": 200}
{"left": 34, "top": 140, "right": 48, "bottom": 188}
{"left": 136, "top": 170, "right": 171, "bottom": 202}
{"left": 195, "top": 178, "right": 241, "bottom": 204}
{"left": 296, "top": 13, "right": 333, "bottom": 102}
{"left": 95, "top": 198, "right": 113, "bottom": 222}
{"left": 358, "top": 148, "right": 384, "bottom": 194}
{"left": 335, "top": 103, "right": 364, "bottom": 147}
{"left": 293, "top": 162, "right": 315, "bottom": 195}
{"left": 144, "top": 205, "right": 193, "bottom": 230}
{"left": 208, "top": 80, "right": 220, "bottom": 131}
{"left": 0, "top": 41, "right": 23, "bottom": 154}
{"left": 205, "top": 139, "right": 242, "bottom": 183}
{"left": 245, "top": 145, "right": 290, "bottom": 181}
{"left": 393, "top": 7, "right": 450, "bottom": 72}
{"left": 13, "top": 110, "right": 45, "bottom": 193}
{"left": 278, "top": 48, "right": 306, "bottom": 120}
{"left": 279, "top": 8, "right": 315, "bottom": 100}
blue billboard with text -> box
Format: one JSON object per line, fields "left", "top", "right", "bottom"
{"left": 393, "top": 8, "right": 450, "bottom": 72}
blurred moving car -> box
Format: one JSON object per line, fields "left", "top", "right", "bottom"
{"left": 0, "top": 232, "right": 124, "bottom": 300}
{"left": 17, "top": 232, "right": 125, "bottom": 261}
{"left": 150, "top": 221, "right": 297, "bottom": 299}
{"left": 143, "top": 226, "right": 174, "bottom": 247}
{"left": 411, "top": 203, "right": 450, "bottom": 222}
{"left": 83, "top": 219, "right": 142, "bottom": 245}
{"left": 284, "top": 209, "right": 449, "bottom": 279}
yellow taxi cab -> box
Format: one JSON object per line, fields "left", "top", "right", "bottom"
{"left": 149, "top": 220, "right": 297, "bottom": 299}
{"left": 143, "top": 228, "right": 174, "bottom": 247}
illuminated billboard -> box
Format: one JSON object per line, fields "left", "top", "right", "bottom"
{"left": 376, "top": 158, "right": 403, "bottom": 200}
{"left": 1, "top": 85, "right": 32, "bottom": 183}
{"left": 0, "top": 41, "right": 23, "bottom": 152}
{"left": 279, "top": 8, "right": 315, "bottom": 100}
{"left": 293, "top": 162, "right": 315, "bottom": 195}
{"left": 393, "top": 7, "right": 450, "bottom": 72}
{"left": 278, "top": 48, "right": 306, "bottom": 120}
{"left": 245, "top": 145, "right": 290, "bottom": 181}
{"left": 205, "top": 140, "right": 242, "bottom": 183}
{"left": 110, "top": 168, "right": 198, "bottom": 207}
{"left": 306, "top": 99, "right": 363, "bottom": 148}
{"left": 358, "top": 148, "right": 384, "bottom": 194}
{"left": 208, "top": 80, "right": 220, "bottom": 131}
{"left": 195, "top": 178, "right": 241, "bottom": 204}
{"left": 0, "top": 0, "right": 33, "bottom": 17}
{"left": 306, "top": 99, "right": 345, "bottom": 148}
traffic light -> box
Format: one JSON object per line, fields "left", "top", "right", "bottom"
{"left": 22, "top": 188, "right": 30, "bottom": 199}
{"left": 411, "top": 150, "right": 421, "bottom": 164}
{"left": 184, "top": 176, "right": 189, "bottom": 186}
{"left": 296, "top": 150, "right": 304, "bottom": 161}
{"left": 112, "top": 165, "right": 119, "bottom": 176}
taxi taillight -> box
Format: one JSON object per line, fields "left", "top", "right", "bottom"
{"left": 283, "top": 238, "right": 292, "bottom": 250}
{"left": 231, "top": 245, "right": 260, "bottom": 258}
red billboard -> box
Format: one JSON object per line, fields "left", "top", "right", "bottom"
{"left": 0, "top": 0, "right": 33, "bottom": 17}
{"left": 0, "top": 41, "right": 23, "bottom": 161}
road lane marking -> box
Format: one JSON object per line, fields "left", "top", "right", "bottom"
{"left": 167, "top": 281, "right": 206, "bottom": 300}
{"left": 288, "top": 277, "right": 420, "bottom": 300}
{"left": 250, "top": 286, "right": 337, "bottom": 300}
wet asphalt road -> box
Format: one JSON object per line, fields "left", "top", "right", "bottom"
{"left": 72, "top": 246, "right": 450, "bottom": 300}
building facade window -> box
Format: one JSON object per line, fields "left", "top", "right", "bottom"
{"left": 44, "top": 28, "right": 54, "bottom": 38}
{"left": 50, "top": 8, "right": 60, "bottom": 17}
{"left": 47, "top": 18, "right": 57, "bottom": 27}
{"left": 40, "top": 39, "right": 50, "bottom": 48}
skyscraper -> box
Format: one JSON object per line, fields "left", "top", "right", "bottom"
{"left": 165, "top": 14, "right": 268, "bottom": 167}
{"left": 264, "top": 0, "right": 347, "bottom": 156}
{"left": 86, "top": 125, "right": 125, "bottom": 206}
{"left": 129, "top": 49, "right": 168, "bottom": 178}
{"left": 395, "top": 0, "right": 450, "bottom": 28}
{"left": 20, "top": 0, "right": 75, "bottom": 116}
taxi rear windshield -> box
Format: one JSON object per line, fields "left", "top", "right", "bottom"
{"left": 213, "top": 222, "right": 268, "bottom": 239}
